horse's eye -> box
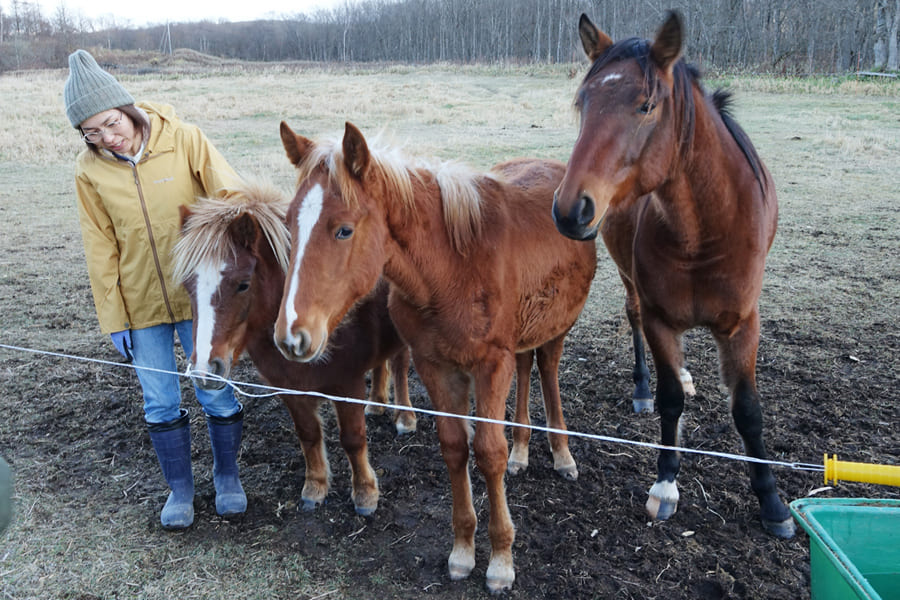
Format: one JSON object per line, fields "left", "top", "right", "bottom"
{"left": 335, "top": 226, "right": 354, "bottom": 240}
{"left": 638, "top": 101, "right": 656, "bottom": 115}
{"left": 236, "top": 281, "right": 250, "bottom": 293}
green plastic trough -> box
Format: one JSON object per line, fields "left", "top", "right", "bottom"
{"left": 790, "top": 498, "right": 900, "bottom": 600}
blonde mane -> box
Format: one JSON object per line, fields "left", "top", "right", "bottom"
{"left": 296, "top": 134, "right": 492, "bottom": 255}
{"left": 173, "top": 180, "right": 291, "bottom": 284}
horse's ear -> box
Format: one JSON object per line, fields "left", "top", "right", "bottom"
{"left": 578, "top": 13, "right": 613, "bottom": 62}
{"left": 179, "top": 204, "right": 192, "bottom": 229}
{"left": 650, "top": 11, "right": 683, "bottom": 73}
{"left": 342, "top": 122, "right": 370, "bottom": 180}
{"left": 280, "top": 120, "right": 314, "bottom": 168}
{"left": 228, "top": 212, "right": 259, "bottom": 251}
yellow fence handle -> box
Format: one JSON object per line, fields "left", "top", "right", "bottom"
{"left": 824, "top": 454, "right": 900, "bottom": 487}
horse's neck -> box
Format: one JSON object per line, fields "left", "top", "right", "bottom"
{"left": 382, "top": 175, "right": 463, "bottom": 307}
{"left": 656, "top": 99, "right": 756, "bottom": 251}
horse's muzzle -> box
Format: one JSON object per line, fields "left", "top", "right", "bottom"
{"left": 274, "top": 328, "right": 317, "bottom": 363}
{"left": 189, "top": 357, "right": 229, "bottom": 391}
{"left": 552, "top": 191, "right": 599, "bottom": 241}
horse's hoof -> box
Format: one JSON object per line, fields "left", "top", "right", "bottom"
{"left": 448, "top": 564, "right": 472, "bottom": 581}
{"left": 486, "top": 553, "right": 515, "bottom": 594}
{"left": 301, "top": 497, "right": 323, "bottom": 512}
{"left": 646, "top": 495, "right": 678, "bottom": 520}
{"left": 633, "top": 398, "right": 654, "bottom": 413}
{"left": 486, "top": 572, "right": 514, "bottom": 594}
{"left": 646, "top": 481, "right": 680, "bottom": 521}
{"left": 486, "top": 577, "right": 514, "bottom": 595}
{"left": 506, "top": 460, "right": 527, "bottom": 476}
{"left": 352, "top": 491, "right": 379, "bottom": 517}
{"left": 395, "top": 418, "right": 417, "bottom": 435}
{"left": 555, "top": 463, "right": 579, "bottom": 481}
{"left": 365, "top": 403, "right": 387, "bottom": 416}
{"left": 762, "top": 516, "right": 797, "bottom": 539}
{"left": 507, "top": 445, "right": 529, "bottom": 476}
{"left": 448, "top": 546, "right": 475, "bottom": 581}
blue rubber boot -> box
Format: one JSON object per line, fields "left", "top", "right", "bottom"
{"left": 206, "top": 406, "right": 247, "bottom": 517}
{"left": 148, "top": 409, "right": 194, "bottom": 529}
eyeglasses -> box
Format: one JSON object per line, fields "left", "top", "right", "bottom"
{"left": 81, "top": 112, "right": 125, "bottom": 143}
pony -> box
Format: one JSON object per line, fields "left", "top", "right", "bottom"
{"left": 551, "top": 12, "right": 795, "bottom": 538}
{"left": 173, "top": 181, "right": 415, "bottom": 516}
{"left": 272, "top": 122, "right": 597, "bottom": 592}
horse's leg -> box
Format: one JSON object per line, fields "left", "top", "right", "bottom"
{"left": 416, "top": 359, "right": 478, "bottom": 582}
{"left": 507, "top": 351, "right": 533, "bottom": 475}
{"left": 641, "top": 316, "right": 687, "bottom": 521}
{"left": 365, "top": 360, "right": 389, "bottom": 417}
{"left": 281, "top": 395, "right": 330, "bottom": 510}
{"left": 472, "top": 354, "right": 517, "bottom": 593}
{"left": 389, "top": 345, "right": 417, "bottom": 434}
{"left": 622, "top": 280, "right": 654, "bottom": 413}
{"left": 715, "top": 310, "right": 795, "bottom": 539}
{"left": 333, "top": 382, "right": 379, "bottom": 516}
{"left": 536, "top": 333, "right": 577, "bottom": 480}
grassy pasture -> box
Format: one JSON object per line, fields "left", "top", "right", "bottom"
{"left": 0, "top": 63, "right": 898, "bottom": 599}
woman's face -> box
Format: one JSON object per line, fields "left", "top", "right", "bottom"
{"left": 80, "top": 109, "right": 141, "bottom": 156}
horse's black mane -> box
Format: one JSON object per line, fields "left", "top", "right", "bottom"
{"left": 712, "top": 89, "right": 766, "bottom": 194}
{"left": 583, "top": 38, "right": 766, "bottom": 194}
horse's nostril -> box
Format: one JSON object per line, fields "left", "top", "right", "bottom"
{"left": 577, "top": 195, "right": 595, "bottom": 226}
{"left": 295, "top": 330, "right": 311, "bottom": 357}
{"left": 209, "top": 357, "right": 226, "bottom": 377}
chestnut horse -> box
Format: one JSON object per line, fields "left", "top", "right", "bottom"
{"left": 273, "top": 122, "right": 596, "bottom": 592}
{"left": 552, "top": 12, "right": 794, "bottom": 538}
{"left": 173, "top": 182, "right": 415, "bottom": 516}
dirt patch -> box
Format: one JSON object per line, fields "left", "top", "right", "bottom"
{"left": 3, "top": 249, "right": 899, "bottom": 599}
{"left": 1, "top": 69, "right": 898, "bottom": 599}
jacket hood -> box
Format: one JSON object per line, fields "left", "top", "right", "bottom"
{"left": 139, "top": 101, "right": 180, "bottom": 152}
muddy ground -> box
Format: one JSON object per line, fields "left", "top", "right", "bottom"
{"left": 1, "top": 66, "right": 898, "bottom": 599}
{"left": 4, "top": 209, "right": 899, "bottom": 599}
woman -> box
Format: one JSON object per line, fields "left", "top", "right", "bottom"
{"left": 64, "top": 49, "right": 246, "bottom": 529}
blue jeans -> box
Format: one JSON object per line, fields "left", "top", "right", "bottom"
{"left": 131, "top": 320, "right": 239, "bottom": 424}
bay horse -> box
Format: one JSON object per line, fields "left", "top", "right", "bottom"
{"left": 173, "top": 182, "right": 415, "bottom": 516}
{"left": 273, "top": 121, "right": 597, "bottom": 592}
{"left": 551, "top": 12, "right": 795, "bottom": 538}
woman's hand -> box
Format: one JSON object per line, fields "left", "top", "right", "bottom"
{"left": 110, "top": 329, "right": 133, "bottom": 361}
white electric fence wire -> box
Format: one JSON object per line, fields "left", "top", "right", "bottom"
{"left": 0, "top": 342, "right": 824, "bottom": 473}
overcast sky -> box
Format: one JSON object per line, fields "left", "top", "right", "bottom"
{"left": 32, "top": 0, "right": 346, "bottom": 27}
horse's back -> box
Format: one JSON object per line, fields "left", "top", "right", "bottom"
{"left": 490, "top": 157, "right": 567, "bottom": 193}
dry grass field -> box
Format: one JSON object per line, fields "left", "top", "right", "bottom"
{"left": 1, "top": 60, "right": 898, "bottom": 599}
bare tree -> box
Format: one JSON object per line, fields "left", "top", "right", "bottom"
{"left": 1, "top": 0, "right": 896, "bottom": 73}
{"left": 889, "top": 0, "right": 900, "bottom": 69}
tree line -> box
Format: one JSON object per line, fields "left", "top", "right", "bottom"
{"left": 2, "top": 0, "right": 899, "bottom": 74}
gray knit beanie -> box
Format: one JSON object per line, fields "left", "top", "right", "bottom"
{"left": 64, "top": 49, "right": 135, "bottom": 128}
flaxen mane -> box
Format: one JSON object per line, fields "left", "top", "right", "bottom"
{"left": 298, "top": 133, "right": 492, "bottom": 255}
{"left": 173, "top": 180, "right": 291, "bottom": 284}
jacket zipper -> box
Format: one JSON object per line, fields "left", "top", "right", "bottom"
{"left": 131, "top": 162, "right": 176, "bottom": 323}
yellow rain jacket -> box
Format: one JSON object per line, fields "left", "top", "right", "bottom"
{"left": 74, "top": 101, "right": 241, "bottom": 334}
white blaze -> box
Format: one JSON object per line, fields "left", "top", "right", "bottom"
{"left": 193, "top": 261, "right": 225, "bottom": 370}
{"left": 283, "top": 184, "right": 324, "bottom": 332}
